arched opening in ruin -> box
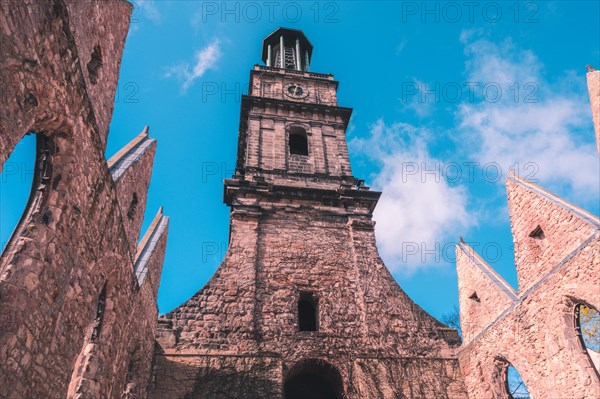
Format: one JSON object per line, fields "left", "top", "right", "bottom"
{"left": 506, "top": 365, "right": 531, "bottom": 399}
{"left": 574, "top": 303, "right": 600, "bottom": 372}
{"left": 0, "top": 133, "right": 59, "bottom": 259}
{"left": 284, "top": 359, "right": 344, "bottom": 399}
{"left": 289, "top": 127, "right": 308, "bottom": 156}
{"left": 298, "top": 291, "right": 318, "bottom": 331}
{"left": 127, "top": 192, "right": 139, "bottom": 220}
{"left": 0, "top": 134, "right": 36, "bottom": 255}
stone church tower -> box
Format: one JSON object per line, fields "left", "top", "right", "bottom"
{"left": 152, "top": 28, "right": 467, "bottom": 399}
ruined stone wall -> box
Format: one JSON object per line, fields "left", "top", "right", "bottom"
{"left": 0, "top": 1, "right": 168, "bottom": 398}
{"left": 457, "top": 176, "right": 600, "bottom": 398}
{"left": 507, "top": 177, "right": 597, "bottom": 294}
{"left": 151, "top": 354, "right": 283, "bottom": 399}
{"left": 458, "top": 237, "right": 599, "bottom": 398}
{"left": 456, "top": 243, "right": 517, "bottom": 345}
{"left": 153, "top": 192, "right": 466, "bottom": 398}
{"left": 112, "top": 130, "right": 157, "bottom": 258}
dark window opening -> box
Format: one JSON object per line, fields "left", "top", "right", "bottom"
{"left": 528, "top": 225, "right": 545, "bottom": 239}
{"left": 284, "top": 359, "right": 344, "bottom": 399}
{"left": 91, "top": 283, "right": 107, "bottom": 342}
{"left": 469, "top": 292, "right": 480, "bottom": 302}
{"left": 506, "top": 365, "right": 531, "bottom": 399}
{"left": 289, "top": 127, "right": 308, "bottom": 156}
{"left": 125, "top": 357, "right": 135, "bottom": 384}
{"left": 127, "top": 192, "right": 138, "bottom": 220}
{"left": 298, "top": 292, "right": 318, "bottom": 332}
{"left": 87, "top": 44, "right": 103, "bottom": 85}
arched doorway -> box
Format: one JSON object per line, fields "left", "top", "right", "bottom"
{"left": 284, "top": 359, "right": 344, "bottom": 399}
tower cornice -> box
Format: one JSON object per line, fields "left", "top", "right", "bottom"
{"left": 239, "top": 95, "right": 352, "bottom": 127}
{"left": 223, "top": 177, "right": 381, "bottom": 214}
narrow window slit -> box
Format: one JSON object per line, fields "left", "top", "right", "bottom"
{"left": 468, "top": 292, "right": 480, "bottom": 302}
{"left": 91, "top": 283, "right": 107, "bottom": 342}
{"left": 87, "top": 44, "right": 103, "bottom": 85}
{"left": 127, "top": 192, "right": 138, "bottom": 220}
{"left": 298, "top": 291, "right": 318, "bottom": 331}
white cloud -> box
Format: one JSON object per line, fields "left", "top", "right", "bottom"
{"left": 352, "top": 34, "right": 598, "bottom": 275}
{"left": 397, "top": 77, "right": 435, "bottom": 118}
{"left": 165, "top": 40, "right": 222, "bottom": 91}
{"left": 456, "top": 34, "right": 599, "bottom": 202}
{"left": 133, "top": 0, "right": 162, "bottom": 22}
{"left": 350, "top": 120, "right": 473, "bottom": 273}
{"left": 395, "top": 38, "right": 407, "bottom": 55}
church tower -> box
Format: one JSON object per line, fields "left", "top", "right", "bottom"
{"left": 152, "top": 28, "right": 467, "bottom": 399}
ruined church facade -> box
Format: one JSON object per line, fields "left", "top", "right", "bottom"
{"left": 1, "top": 2, "right": 599, "bottom": 398}
{"left": 455, "top": 69, "right": 600, "bottom": 398}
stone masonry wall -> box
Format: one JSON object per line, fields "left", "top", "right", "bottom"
{"left": 507, "top": 176, "right": 598, "bottom": 294}
{"left": 457, "top": 176, "right": 600, "bottom": 398}
{"left": 153, "top": 193, "right": 467, "bottom": 398}
{"left": 0, "top": 2, "right": 168, "bottom": 398}
{"left": 458, "top": 237, "right": 599, "bottom": 398}
{"left": 241, "top": 100, "right": 353, "bottom": 187}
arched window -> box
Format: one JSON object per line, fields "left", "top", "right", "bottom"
{"left": 1, "top": 134, "right": 36, "bottom": 255}
{"left": 289, "top": 127, "right": 308, "bottom": 156}
{"left": 298, "top": 291, "right": 318, "bottom": 332}
{"left": 575, "top": 303, "right": 600, "bottom": 371}
{"left": 284, "top": 359, "right": 344, "bottom": 399}
{"left": 506, "top": 365, "right": 531, "bottom": 399}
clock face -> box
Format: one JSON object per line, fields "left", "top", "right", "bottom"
{"left": 284, "top": 82, "right": 309, "bottom": 99}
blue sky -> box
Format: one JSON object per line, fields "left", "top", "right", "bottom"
{"left": 1, "top": 1, "right": 599, "bottom": 320}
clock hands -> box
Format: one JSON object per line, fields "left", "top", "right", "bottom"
{"left": 285, "top": 83, "right": 305, "bottom": 98}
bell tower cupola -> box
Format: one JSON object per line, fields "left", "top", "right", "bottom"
{"left": 262, "top": 27, "right": 313, "bottom": 71}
